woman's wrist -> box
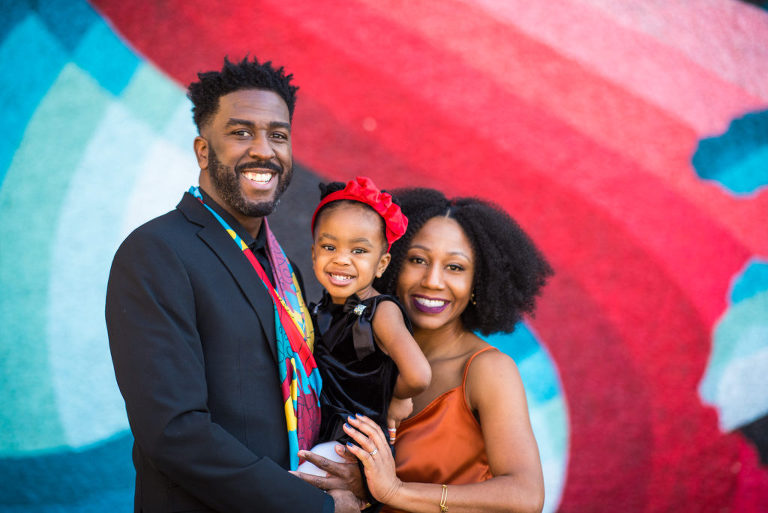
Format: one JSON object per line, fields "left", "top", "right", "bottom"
{"left": 380, "top": 481, "right": 450, "bottom": 513}
{"left": 379, "top": 477, "right": 404, "bottom": 505}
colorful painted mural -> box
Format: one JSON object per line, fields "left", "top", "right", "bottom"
{"left": 1, "top": 1, "right": 766, "bottom": 511}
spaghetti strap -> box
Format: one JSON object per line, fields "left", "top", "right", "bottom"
{"left": 461, "top": 346, "right": 498, "bottom": 387}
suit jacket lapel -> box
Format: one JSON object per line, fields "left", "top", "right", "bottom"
{"left": 177, "top": 193, "right": 278, "bottom": 362}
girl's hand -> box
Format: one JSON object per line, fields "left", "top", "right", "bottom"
{"left": 386, "top": 397, "right": 413, "bottom": 445}
{"left": 343, "top": 414, "right": 403, "bottom": 504}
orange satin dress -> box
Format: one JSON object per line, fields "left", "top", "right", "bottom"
{"left": 382, "top": 347, "right": 495, "bottom": 513}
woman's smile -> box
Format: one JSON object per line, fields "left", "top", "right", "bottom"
{"left": 410, "top": 294, "right": 450, "bottom": 314}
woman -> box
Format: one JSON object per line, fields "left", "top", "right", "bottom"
{"left": 332, "top": 187, "right": 553, "bottom": 513}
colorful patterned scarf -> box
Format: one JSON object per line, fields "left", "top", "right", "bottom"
{"left": 189, "top": 187, "right": 321, "bottom": 470}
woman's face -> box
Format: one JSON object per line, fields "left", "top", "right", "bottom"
{"left": 396, "top": 216, "right": 475, "bottom": 333}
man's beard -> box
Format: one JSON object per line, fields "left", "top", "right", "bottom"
{"left": 207, "top": 146, "right": 293, "bottom": 218}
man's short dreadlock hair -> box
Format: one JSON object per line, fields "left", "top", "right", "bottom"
{"left": 375, "top": 188, "right": 553, "bottom": 335}
{"left": 187, "top": 56, "right": 298, "bottom": 131}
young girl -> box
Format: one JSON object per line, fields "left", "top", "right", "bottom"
{"left": 297, "top": 176, "right": 431, "bottom": 476}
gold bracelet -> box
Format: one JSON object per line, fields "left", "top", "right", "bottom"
{"left": 439, "top": 484, "right": 448, "bottom": 512}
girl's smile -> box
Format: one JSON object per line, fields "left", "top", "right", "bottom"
{"left": 312, "top": 202, "right": 391, "bottom": 304}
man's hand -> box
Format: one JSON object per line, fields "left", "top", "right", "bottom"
{"left": 329, "top": 489, "right": 365, "bottom": 512}
{"left": 295, "top": 446, "right": 367, "bottom": 501}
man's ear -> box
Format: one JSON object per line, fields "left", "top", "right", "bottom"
{"left": 194, "top": 136, "right": 209, "bottom": 170}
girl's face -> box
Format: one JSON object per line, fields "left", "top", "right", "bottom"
{"left": 396, "top": 216, "right": 475, "bottom": 333}
{"left": 312, "top": 202, "right": 391, "bottom": 304}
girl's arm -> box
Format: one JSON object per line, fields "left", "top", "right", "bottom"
{"left": 371, "top": 301, "right": 431, "bottom": 398}
{"left": 343, "top": 349, "right": 545, "bottom": 513}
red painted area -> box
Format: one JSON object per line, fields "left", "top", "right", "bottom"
{"left": 90, "top": 0, "right": 768, "bottom": 511}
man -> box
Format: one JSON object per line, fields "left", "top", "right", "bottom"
{"left": 106, "top": 57, "right": 360, "bottom": 512}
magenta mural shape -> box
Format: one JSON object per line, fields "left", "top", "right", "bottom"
{"left": 1, "top": 0, "right": 767, "bottom": 511}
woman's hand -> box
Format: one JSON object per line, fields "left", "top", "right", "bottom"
{"left": 343, "top": 414, "right": 403, "bottom": 504}
{"left": 386, "top": 397, "right": 413, "bottom": 444}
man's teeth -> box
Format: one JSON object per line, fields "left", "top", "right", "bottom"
{"left": 243, "top": 171, "right": 273, "bottom": 183}
{"left": 415, "top": 297, "right": 446, "bottom": 307}
{"left": 330, "top": 273, "right": 352, "bottom": 281}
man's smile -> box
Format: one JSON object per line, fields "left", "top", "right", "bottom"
{"left": 241, "top": 170, "right": 275, "bottom": 184}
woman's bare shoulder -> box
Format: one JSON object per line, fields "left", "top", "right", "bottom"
{"left": 471, "top": 345, "right": 520, "bottom": 379}
{"left": 465, "top": 341, "right": 525, "bottom": 406}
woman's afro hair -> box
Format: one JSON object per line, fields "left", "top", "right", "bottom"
{"left": 376, "top": 188, "right": 553, "bottom": 335}
{"left": 187, "top": 56, "right": 298, "bottom": 131}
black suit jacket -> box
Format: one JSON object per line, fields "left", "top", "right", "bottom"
{"left": 106, "top": 192, "right": 331, "bottom": 512}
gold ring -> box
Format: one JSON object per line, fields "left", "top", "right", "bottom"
{"left": 369, "top": 448, "right": 378, "bottom": 456}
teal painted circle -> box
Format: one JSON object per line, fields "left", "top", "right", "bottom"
{"left": 0, "top": 5, "right": 194, "bottom": 510}
{"left": 0, "top": 5, "right": 196, "bottom": 457}
{"left": 483, "top": 325, "right": 569, "bottom": 513}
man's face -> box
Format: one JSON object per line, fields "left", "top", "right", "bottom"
{"left": 196, "top": 89, "right": 293, "bottom": 220}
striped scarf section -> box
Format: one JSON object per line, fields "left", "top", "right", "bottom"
{"left": 189, "top": 187, "right": 321, "bottom": 469}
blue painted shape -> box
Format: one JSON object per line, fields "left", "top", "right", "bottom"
{"left": 0, "top": 431, "right": 133, "bottom": 506}
{"left": 730, "top": 259, "right": 768, "bottom": 304}
{"left": 0, "top": 15, "right": 67, "bottom": 187}
{"left": 0, "top": 488, "right": 134, "bottom": 513}
{"left": 517, "top": 350, "right": 561, "bottom": 403}
{"left": 483, "top": 324, "right": 562, "bottom": 405}
{"left": 700, "top": 257, "right": 768, "bottom": 431}
{"left": 33, "top": 0, "right": 99, "bottom": 52}
{"left": 692, "top": 109, "right": 768, "bottom": 195}
{"left": 739, "top": 1, "right": 768, "bottom": 12}
{"left": 699, "top": 293, "right": 768, "bottom": 429}
{"left": 0, "top": 1, "right": 31, "bottom": 45}
{"left": 0, "top": 63, "right": 118, "bottom": 455}
{"left": 47, "top": 97, "right": 160, "bottom": 449}
{"left": 73, "top": 19, "right": 140, "bottom": 96}
{"left": 120, "top": 62, "right": 189, "bottom": 133}
{"left": 487, "top": 323, "right": 538, "bottom": 360}
{"left": 482, "top": 324, "right": 567, "bottom": 513}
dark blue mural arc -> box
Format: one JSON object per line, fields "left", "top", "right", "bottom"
{"left": 693, "top": 109, "right": 768, "bottom": 195}
{"left": 0, "top": 431, "right": 133, "bottom": 507}
{"left": 740, "top": 0, "right": 768, "bottom": 10}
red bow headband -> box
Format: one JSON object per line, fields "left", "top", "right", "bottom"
{"left": 311, "top": 176, "right": 408, "bottom": 251}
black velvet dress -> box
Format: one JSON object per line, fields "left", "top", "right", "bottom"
{"left": 311, "top": 292, "right": 412, "bottom": 444}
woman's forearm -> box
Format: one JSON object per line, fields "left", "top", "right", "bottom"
{"left": 341, "top": 414, "right": 544, "bottom": 513}
{"left": 386, "top": 476, "right": 544, "bottom": 513}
